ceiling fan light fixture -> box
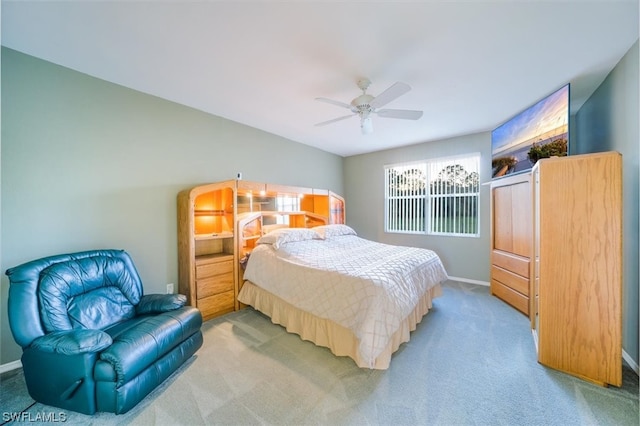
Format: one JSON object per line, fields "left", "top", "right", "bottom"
{"left": 351, "top": 94, "right": 374, "bottom": 111}
{"left": 361, "top": 116, "right": 373, "bottom": 135}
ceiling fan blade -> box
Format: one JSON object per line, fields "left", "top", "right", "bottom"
{"left": 315, "top": 97, "right": 354, "bottom": 110}
{"left": 370, "top": 82, "right": 411, "bottom": 109}
{"left": 315, "top": 114, "right": 355, "bottom": 127}
{"left": 376, "top": 109, "right": 423, "bottom": 120}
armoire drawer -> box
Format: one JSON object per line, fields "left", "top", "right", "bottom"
{"left": 492, "top": 250, "right": 530, "bottom": 278}
{"left": 491, "top": 279, "right": 529, "bottom": 315}
{"left": 491, "top": 265, "right": 529, "bottom": 296}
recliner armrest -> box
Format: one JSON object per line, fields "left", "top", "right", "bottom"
{"left": 30, "top": 329, "right": 112, "bottom": 355}
{"left": 136, "top": 294, "right": 186, "bottom": 315}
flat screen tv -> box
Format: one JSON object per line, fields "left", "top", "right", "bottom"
{"left": 491, "top": 84, "right": 569, "bottom": 179}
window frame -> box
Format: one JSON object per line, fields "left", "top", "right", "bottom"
{"left": 384, "top": 153, "right": 481, "bottom": 238}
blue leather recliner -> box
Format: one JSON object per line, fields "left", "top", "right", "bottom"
{"left": 5, "top": 249, "right": 203, "bottom": 415}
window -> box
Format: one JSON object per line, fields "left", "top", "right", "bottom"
{"left": 274, "top": 194, "right": 301, "bottom": 225}
{"left": 385, "top": 153, "right": 480, "bottom": 237}
{"left": 275, "top": 194, "right": 300, "bottom": 212}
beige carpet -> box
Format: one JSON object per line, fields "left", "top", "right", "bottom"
{"left": 1, "top": 281, "right": 638, "bottom": 425}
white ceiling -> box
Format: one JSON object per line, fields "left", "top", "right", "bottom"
{"left": 2, "top": 1, "right": 638, "bottom": 157}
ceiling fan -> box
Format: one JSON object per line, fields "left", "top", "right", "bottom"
{"left": 315, "top": 78, "right": 423, "bottom": 135}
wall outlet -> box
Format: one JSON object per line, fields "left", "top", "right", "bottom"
{"left": 166, "top": 283, "right": 174, "bottom": 294}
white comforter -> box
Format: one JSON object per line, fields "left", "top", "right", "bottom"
{"left": 240, "top": 235, "right": 448, "bottom": 366}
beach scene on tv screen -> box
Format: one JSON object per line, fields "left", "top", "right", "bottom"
{"left": 491, "top": 84, "right": 569, "bottom": 178}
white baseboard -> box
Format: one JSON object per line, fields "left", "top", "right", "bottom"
{"left": 622, "top": 350, "right": 639, "bottom": 375}
{"left": 0, "top": 359, "right": 22, "bottom": 374}
{"left": 447, "top": 276, "right": 490, "bottom": 287}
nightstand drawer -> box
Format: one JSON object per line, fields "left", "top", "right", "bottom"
{"left": 196, "top": 259, "right": 233, "bottom": 278}
{"left": 196, "top": 273, "right": 234, "bottom": 299}
{"left": 198, "top": 290, "right": 234, "bottom": 319}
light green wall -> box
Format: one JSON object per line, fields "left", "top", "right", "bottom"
{"left": 0, "top": 48, "right": 344, "bottom": 364}
{"left": 343, "top": 132, "right": 492, "bottom": 283}
{"left": 575, "top": 40, "right": 639, "bottom": 365}
{"left": 3, "top": 39, "right": 638, "bottom": 370}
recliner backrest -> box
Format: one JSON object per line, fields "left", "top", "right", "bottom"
{"left": 39, "top": 256, "right": 142, "bottom": 332}
{"left": 6, "top": 250, "right": 143, "bottom": 348}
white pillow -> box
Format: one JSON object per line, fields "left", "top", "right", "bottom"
{"left": 257, "top": 227, "right": 323, "bottom": 249}
{"left": 312, "top": 224, "right": 357, "bottom": 239}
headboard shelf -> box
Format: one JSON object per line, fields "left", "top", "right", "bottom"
{"left": 194, "top": 209, "right": 226, "bottom": 216}
{"left": 178, "top": 179, "right": 344, "bottom": 319}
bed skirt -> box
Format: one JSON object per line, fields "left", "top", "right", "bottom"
{"left": 238, "top": 280, "right": 443, "bottom": 370}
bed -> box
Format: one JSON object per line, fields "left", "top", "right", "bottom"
{"left": 237, "top": 224, "right": 449, "bottom": 369}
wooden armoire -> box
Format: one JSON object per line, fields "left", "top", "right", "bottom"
{"left": 533, "top": 151, "right": 622, "bottom": 387}
{"left": 490, "top": 173, "right": 534, "bottom": 321}
{"left": 490, "top": 151, "right": 622, "bottom": 387}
